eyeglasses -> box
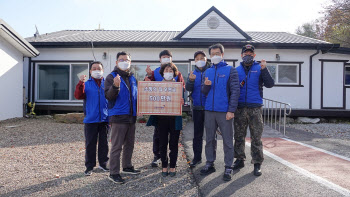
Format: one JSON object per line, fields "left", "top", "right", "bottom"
{"left": 118, "top": 59, "right": 130, "bottom": 63}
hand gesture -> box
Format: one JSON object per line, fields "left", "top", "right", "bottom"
{"left": 79, "top": 75, "right": 86, "bottom": 82}
{"left": 113, "top": 74, "right": 121, "bottom": 87}
{"left": 204, "top": 77, "right": 212, "bottom": 86}
{"left": 260, "top": 59, "right": 267, "bottom": 70}
{"left": 146, "top": 65, "right": 152, "bottom": 76}
{"left": 189, "top": 71, "right": 196, "bottom": 81}
{"left": 226, "top": 112, "right": 234, "bottom": 120}
{"left": 144, "top": 76, "right": 151, "bottom": 81}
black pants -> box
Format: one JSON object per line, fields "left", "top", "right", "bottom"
{"left": 84, "top": 122, "right": 109, "bottom": 169}
{"left": 158, "top": 116, "right": 180, "bottom": 168}
{"left": 192, "top": 110, "right": 205, "bottom": 162}
{"left": 152, "top": 126, "right": 160, "bottom": 159}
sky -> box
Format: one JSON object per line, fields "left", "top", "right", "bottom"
{"left": 0, "top": 0, "right": 331, "bottom": 38}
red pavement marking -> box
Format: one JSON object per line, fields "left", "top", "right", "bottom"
{"left": 246, "top": 137, "right": 350, "bottom": 190}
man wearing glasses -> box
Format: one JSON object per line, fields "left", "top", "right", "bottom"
{"left": 104, "top": 51, "right": 140, "bottom": 184}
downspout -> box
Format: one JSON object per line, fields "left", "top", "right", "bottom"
{"left": 309, "top": 47, "right": 320, "bottom": 109}
{"left": 27, "top": 57, "right": 32, "bottom": 113}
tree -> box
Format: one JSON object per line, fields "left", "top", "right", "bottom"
{"left": 295, "top": 21, "right": 323, "bottom": 39}
{"left": 322, "top": 0, "right": 350, "bottom": 47}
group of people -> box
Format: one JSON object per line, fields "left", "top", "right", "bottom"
{"left": 74, "top": 43, "right": 274, "bottom": 184}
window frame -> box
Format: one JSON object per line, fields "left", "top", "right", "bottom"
{"left": 344, "top": 65, "right": 350, "bottom": 87}
{"left": 264, "top": 61, "right": 303, "bottom": 87}
{"left": 35, "top": 62, "right": 90, "bottom": 102}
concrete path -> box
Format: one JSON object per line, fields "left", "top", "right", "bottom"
{"left": 182, "top": 121, "right": 350, "bottom": 197}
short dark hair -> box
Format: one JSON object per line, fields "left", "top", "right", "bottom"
{"left": 194, "top": 50, "right": 206, "bottom": 59}
{"left": 208, "top": 43, "right": 224, "bottom": 54}
{"left": 89, "top": 61, "right": 103, "bottom": 70}
{"left": 159, "top": 50, "right": 172, "bottom": 58}
{"left": 116, "top": 51, "right": 131, "bottom": 60}
{"left": 159, "top": 63, "right": 178, "bottom": 78}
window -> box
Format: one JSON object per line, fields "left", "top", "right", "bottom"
{"left": 267, "top": 63, "right": 299, "bottom": 85}
{"left": 36, "top": 63, "right": 89, "bottom": 101}
{"left": 345, "top": 66, "right": 350, "bottom": 86}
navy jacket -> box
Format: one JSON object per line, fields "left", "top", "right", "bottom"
{"left": 185, "top": 64, "right": 209, "bottom": 110}
{"left": 83, "top": 77, "right": 108, "bottom": 123}
{"left": 236, "top": 61, "right": 274, "bottom": 108}
{"left": 201, "top": 61, "right": 240, "bottom": 113}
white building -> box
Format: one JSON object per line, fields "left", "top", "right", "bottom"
{"left": 0, "top": 19, "right": 39, "bottom": 121}
{"left": 25, "top": 6, "right": 350, "bottom": 117}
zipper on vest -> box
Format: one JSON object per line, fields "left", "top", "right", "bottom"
{"left": 98, "top": 87, "right": 101, "bottom": 122}
{"left": 200, "top": 72, "right": 203, "bottom": 106}
{"left": 124, "top": 78, "right": 132, "bottom": 116}
{"left": 212, "top": 66, "right": 217, "bottom": 111}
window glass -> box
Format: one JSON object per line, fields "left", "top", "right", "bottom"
{"left": 345, "top": 66, "right": 350, "bottom": 85}
{"left": 278, "top": 65, "right": 297, "bottom": 83}
{"left": 38, "top": 65, "right": 70, "bottom": 100}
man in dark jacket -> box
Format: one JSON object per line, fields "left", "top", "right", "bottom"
{"left": 185, "top": 50, "right": 210, "bottom": 168}
{"left": 200, "top": 43, "right": 240, "bottom": 181}
{"left": 232, "top": 44, "right": 274, "bottom": 176}
{"left": 74, "top": 61, "right": 109, "bottom": 176}
{"left": 105, "top": 51, "right": 140, "bottom": 184}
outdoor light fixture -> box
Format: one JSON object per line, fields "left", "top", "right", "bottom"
{"left": 276, "top": 54, "right": 280, "bottom": 61}
{"left": 102, "top": 52, "right": 107, "bottom": 59}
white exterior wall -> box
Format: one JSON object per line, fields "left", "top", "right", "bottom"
{"left": 0, "top": 36, "right": 24, "bottom": 120}
{"left": 28, "top": 47, "right": 350, "bottom": 110}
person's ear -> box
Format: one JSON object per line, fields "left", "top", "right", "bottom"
{"left": 159, "top": 58, "right": 162, "bottom": 63}
{"left": 116, "top": 61, "right": 118, "bottom": 65}
{"left": 253, "top": 54, "right": 256, "bottom": 58}
{"left": 89, "top": 69, "right": 92, "bottom": 75}
{"left": 221, "top": 52, "right": 224, "bottom": 57}
{"left": 241, "top": 54, "right": 243, "bottom": 58}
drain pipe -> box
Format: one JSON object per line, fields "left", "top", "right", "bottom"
{"left": 309, "top": 47, "right": 320, "bottom": 109}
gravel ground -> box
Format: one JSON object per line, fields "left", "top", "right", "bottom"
{"left": 287, "top": 123, "right": 350, "bottom": 140}
{"left": 0, "top": 117, "right": 199, "bottom": 197}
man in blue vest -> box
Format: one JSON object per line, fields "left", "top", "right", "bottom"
{"left": 232, "top": 44, "right": 274, "bottom": 176}
{"left": 144, "top": 50, "right": 185, "bottom": 167}
{"left": 74, "top": 61, "right": 109, "bottom": 176}
{"left": 200, "top": 43, "right": 240, "bottom": 181}
{"left": 105, "top": 51, "right": 140, "bottom": 184}
{"left": 185, "top": 50, "right": 210, "bottom": 168}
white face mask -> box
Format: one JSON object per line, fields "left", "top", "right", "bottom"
{"left": 211, "top": 55, "right": 222, "bottom": 65}
{"left": 91, "top": 70, "right": 103, "bottom": 79}
{"left": 195, "top": 60, "right": 206, "bottom": 68}
{"left": 161, "top": 58, "right": 171, "bottom": 64}
{"left": 118, "top": 62, "right": 130, "bottom": 70}
{"left": 163, "top": 72, "right": 174, "bottom": 81}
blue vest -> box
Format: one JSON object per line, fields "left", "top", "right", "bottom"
{"left": 154, "top": 67, "right": 179, "bottom": 82}
{"left": 83, "top": 77, "right": 108, "bottom": 123}
{"left": 236, "top": 61, "right": 263, "bottom": 104}
{"left": 192, "top": 69, "right": 206, "bottom": 107}
{"left": 108, "top": 72, "right": 137, "bottom": 116}
{"left": 204, "top": 61, "right": 232, "bottom": 112}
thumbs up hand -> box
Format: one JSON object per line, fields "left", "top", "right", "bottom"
{"left": 204, "top": 77, "right": 212, "bottom": 86}
{"left": 189, "top": 71, "right": 196, "bottom": 81}
{"left": 113, "top": 74, "right": 121, "bottom": 87}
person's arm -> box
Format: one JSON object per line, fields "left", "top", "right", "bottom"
{"left": 177, "top": 72, "right": 186, "bottom": 89}
{"left": 260, "top": 67, "right": 274, "bottom": 88}
{"left": 185, "top": 73, "right": 195, "bottom": 92}
{"left": 74, "top": 81, "right": 86, "bottom": 99}
{"left": 145, "top": 71, "right": 155, "bottom": 81}
{"left": 228, "top": 67, "right": 240, "bottom": 113}
{"left": 104, "top": 74, "right": 120, "bottom": 101}
{"left": 201, "top": 71, "right": 211, "bottom": 96}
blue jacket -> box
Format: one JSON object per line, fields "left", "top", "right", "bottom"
{"left": 236, "top": 61, "right": 274, "bottom": 108}
{"left": 83, "top": 77, "right": 108, "bottom": 123}
{"left": 108, "top": 71, "right": 137, "bottom": 116}
{"left": 154, "top": 67, "right": 179, "bottom": 82}
{"left": 185, "top": 64, "right": 209, "bottom": 110}
{"left": 201, "top": 61, "right": 240, "bottom": 113}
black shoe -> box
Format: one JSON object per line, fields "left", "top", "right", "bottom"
{"left": 84, "top": 167, "right": 93, "bottom": 176}
{"left": 151, "top": 157, "right": 161, "bottom": 167}
{"left": 161, "top": 171, "right": 168, "bottom": 177}
{"left": 108, "top": 174, "right": 124, "bottom": 184}
{"left": 200, "top": 164, "right": 216, "bottom": 176}
{"left": 232, "top": 159, "right": 245, "bottom": 170}
{"left": 169, "top": 171, "right": 176, "bottom": 177}
{"left": 189, "top": 159, "right": 202, "bottom": 168}
{"left": 98, "top": 165, "right": 110, "bottom": 172}
{"left": 254, "top": 164, "right": 262, "bottom": 176}
{"left": 223, "top": 167, "right": 232, "bottom": 181}
{"left": 123, "top": 166, "right": 141, "bottom": 175}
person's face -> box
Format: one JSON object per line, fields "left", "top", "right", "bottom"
{"left": 160, "top": 55, "right": 172, "bottom": 63}
{"left": 90, "top": 63, "right": 103, "bottom": 75}
{"left": 210, "top": 48, "right": 224, "bottom": 58}
{"left": 164, "top": 66, "right": 174, "bottom": 75}
{"left": 195, "top": 54, "right": 207, "bottom": 62}
{"left": 116, "top": 55, "right": 131, "bottom": 65}
{"left": 241, "top": 50, "right": 256, "bottom": 58}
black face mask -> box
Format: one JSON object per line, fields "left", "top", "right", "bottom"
{"left": 242, "top": 55, "right": 254, "bottom": 65}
